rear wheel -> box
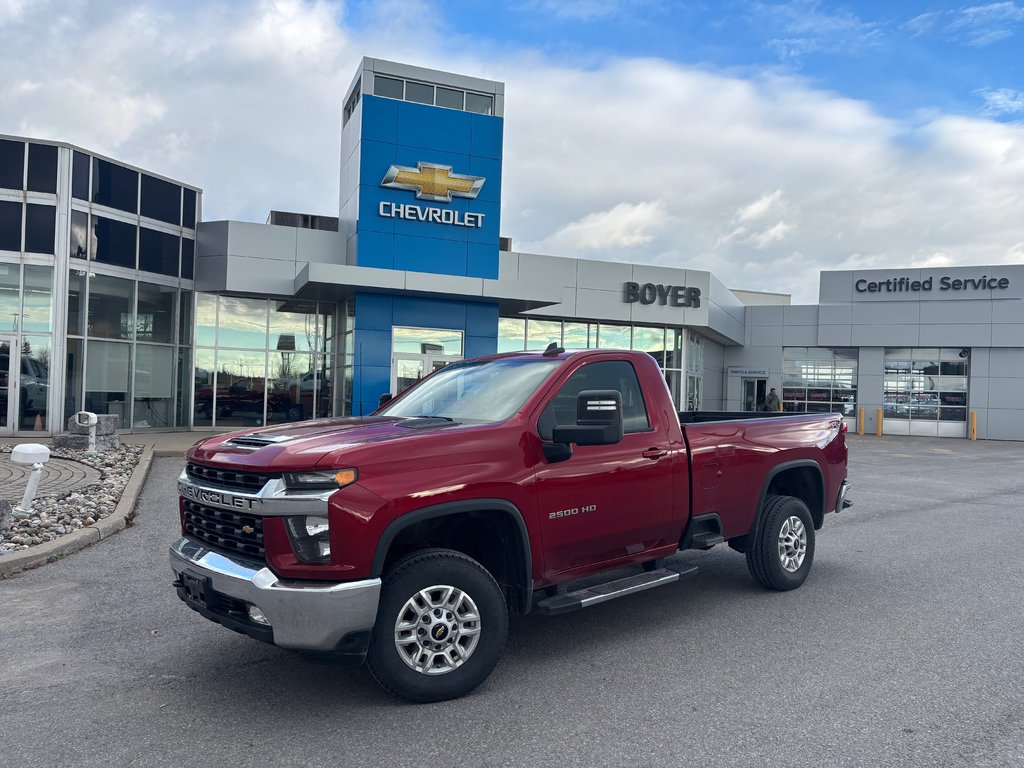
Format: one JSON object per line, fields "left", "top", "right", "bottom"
{"left": 367, "top": 548, "right": 508, "bottom": 703}
{"left": 746, "top": 494, "right": 815, "bottom": 591}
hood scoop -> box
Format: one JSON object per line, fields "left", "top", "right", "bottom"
{"left": 224, "top": 433, "right": 295, "bottom": 449}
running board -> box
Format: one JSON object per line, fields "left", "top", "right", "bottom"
{"left": 535, "top": 566, "right": 697, "bottom": 616}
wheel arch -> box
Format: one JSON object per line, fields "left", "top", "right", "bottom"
{"left": 758, "top": 460, "right": 825, "bottom": 530}
{"left": 371, "top": 499, "right": 534, "bottom": 614}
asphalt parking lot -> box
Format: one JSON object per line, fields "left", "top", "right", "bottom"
{"left": 1, "top": 434, "right": 1023, "bottom": 768}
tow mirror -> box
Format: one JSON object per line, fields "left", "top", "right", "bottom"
{"left": 552, "top": 390, "right": 624, "bottom": 446}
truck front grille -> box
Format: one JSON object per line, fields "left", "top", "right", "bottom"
{"left": 185, "top": 463, "right": 277, "bottom": 493}
{"left": 183, "top": 500, "right": 265, "bottom": 561}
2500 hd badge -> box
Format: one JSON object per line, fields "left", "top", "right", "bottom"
{"left": 550, "top": 504, "right": 597, "bottom": 520}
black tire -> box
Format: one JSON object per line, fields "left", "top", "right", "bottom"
{"left": 746, "top": 494, "right": 815, "bottom": 591}
{"left": 367, "top": 548, "right": 508, "bottom": 703}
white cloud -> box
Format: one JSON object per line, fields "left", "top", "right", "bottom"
{"left": 978, "top": 87, "right": 1024, "bottom": 115}
{"left": 905, "top": 2, "right": 1024, "bottom": 47}
{"left": 537, "top": 201, "right": 671, "bottom": 252}
{"left": 1, "top": 1, "right": 1023, "bottom": 305}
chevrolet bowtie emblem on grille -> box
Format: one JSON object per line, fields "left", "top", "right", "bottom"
{"left": 241, "top": 525, "right": 255, "bottom": 535}
{"left": 381, "top": 162, "right": 485, "bottom": 203}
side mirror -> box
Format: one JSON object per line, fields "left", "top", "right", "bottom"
{"left": 551, "top": 390, "right": 624, "bottom": 446}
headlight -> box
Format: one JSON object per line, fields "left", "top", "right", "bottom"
{"left": 285, "top": 515, "right": 331, "bottom": 564}
{"left": 282, "top": 468, "right": 358, "bottom": 490}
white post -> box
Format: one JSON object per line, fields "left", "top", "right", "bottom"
{"left": 11, "top": 444, "right": 51, "bottom": 517}
{"left": 75, "top": 411, "right": 98, "bottom": 454}
{"left": 15, "top": 463, "right": 44, "bottom": 516}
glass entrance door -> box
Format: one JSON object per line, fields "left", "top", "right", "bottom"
{"left": 0, "top": 337, "right": 16, "bottom": 435}
{"left": 742, "top": 378, "right": 767, "bottom": 412}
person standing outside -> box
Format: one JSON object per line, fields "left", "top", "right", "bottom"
{"left": 765, "top": 387, "right": 782, "bottom": 412}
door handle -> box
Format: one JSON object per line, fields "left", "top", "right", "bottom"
{"left": 642, "top": 448, "right": 668, "bottom": 460}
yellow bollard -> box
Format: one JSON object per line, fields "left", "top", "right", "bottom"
{"left": 876, "top": 408, "right": 883, "bottom": 436}
{"left": 970, "top": 411, "right": 977, "bottom": 441}
{"left": 858, "top": 408, "right": 864, "bottom": 436}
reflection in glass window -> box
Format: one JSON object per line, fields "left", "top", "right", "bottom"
{"left": 374, "top": 75, "right": 404, "bottom": 99}
{"left": 217, "top": 296, "right": 268, "bottom": 349}
{"left": 92, "top": 158, "right": 138, "bottom": 213}
{"left": 526, "top": 319, "right": 561, "bottom": 350}
{"left": 562, "top": 322, "right": 592, "bottom": 349}
{"left": 27, "top": 144, "right": 58, "bottom": 194}
{"left": 64, "top": 338, "right": 84, "bottom": 423}
{"left": 193, "top": 348, "right": 215, "bottom": 426}
{"left": 270, "top": 300, "right": 323, "bottom": 353}
{"left": 214, "top": 350, "right": 267, "bottom": 427}
{"left": 179, "top": 289, "right": 193, "bottom": 347}
{"left": 465, "top": 92, "right": 493, "bottom": 115}
{"left": 268, "top": 351, "right": 312, "bottom": 423}
{"left": 70, "top": 210, "right": 89, "bottom": 260}
{"left": 138, "top": 227, "right": 179, "bottom": 276}
{"left": 183, "top": 189, "right": 197, "bottom": 229}
{"left": 406, "top": 81, "right": 433, "bottom": 104}
{"left": 392, "top": 326, "right": 463, "bottom": 355}
{"left": 72, "top": 151, "right": 90, "bottom": 200}
{"left": 883, "top": 347, "right": 967, "bottom": 424}
{"left": 136, "top": 283, "right": 176, "bottom": 344}
{"left": 436, "top": 87, "right": 464, "bottom": 109}
{"left": 67, "top": 269, "right": 87, "bottom": 336}
{"left": 88, "top": 273, "right": 134, "bottom": 340}
{"left": 18, "top": 335, "right": 51, "bottom": 430}
{"left": 21, "top": 265, "right": 53, "bottom": 333}
{"left": 597, "top": 324, "right": 631, "bottom": 349}
{"left": 195, "top": 293, "right": 217, "bottom": 346}
{"left": 497, "top": 317, "right": 525, "bottom": 352}
{"left": 181, "top": 237, "right": 195, "bottom": 279}
{"left": 783, "top": 347, "right": 858, "bottom": 416}
{"left": 175, "top": 347, "right": 191, "bottom": 427}
{"left": 632, "top": 326, "right": 665, "bottom": 364}
{"left": 93, "top": 216, "right": 137, "bottom": 268}
{"left": 0, "top": 139, "right": 24, "bottom": 190}
{"left": 133, "top": 344, "right": 175, "bottom": 428}
{"left": 25, "top": 204, "right": 55, "bottom": 254}
{"left": 0, "top": 201, "right": 21, "bottom": 252}
{"left": 140, "top": 174, "right": 181, "bottom": 225}
{"left": 85, "top": 340, "right": 131, "bottom": 423}
{"left": 0, "top": 262, "right": 18, "bottom": 332}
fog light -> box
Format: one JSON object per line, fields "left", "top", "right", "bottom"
{"left": 248, "top": 605, "right": 271, "bottom": 626}
{"left": 285, "top": 515, "right": 331, "bottom": 564}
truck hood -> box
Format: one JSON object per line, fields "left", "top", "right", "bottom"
{"left": 187, "top": 416, "right": 463, "bottom": 470}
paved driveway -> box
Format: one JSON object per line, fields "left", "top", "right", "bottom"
{"left": 1, "top": 435, "right": 1022, "bottom": 767}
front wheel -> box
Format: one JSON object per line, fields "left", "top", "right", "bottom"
{"left": 367, "top": 548, "right": 508, "bottom": 703}
{"left": 746, "top": 494, "right": 816, "bottom": 591}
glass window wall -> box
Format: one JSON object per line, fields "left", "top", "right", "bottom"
{"left": 884, "top": 348, "right": 968, "bottom": 435}
{"left": 72, "top": 151, "right": 90, "bottom": 200}
{"left": 27, "top": 144, "right": 58, "bottom": 194}
{"left": 25, "top": 204, "right": 55, "bottom": 254}
{"left": 88, "top": 274, "right": 134, "bottom": 340}
{"left": 70, "top": 210, "right": 89, "bottom": 260}
{"left": 192, "top": 295, "right": 335, "bottom": 427}
{"left": 0, "top": 139, "right": 24, "bottom": 190}
{"left": 92, "top": 158, "right": 138, "bottom": 213}
{"left": 140, "top": 174, "right": 181, "bottom": 225}
{"left": 526, "top": 319, "right": 561, "bottom": 350}
{"left": 21, "top": 265, "right": 52, "bottom": 333}
{"left": 18, "top": 334, "right": 51, "bottom": 431}
{"left": 0, "top": 201, "right": 20, "bottom": 252}
{"left": 782, "top": 347, "right": 858, "bottom": 416}
{"left": 136, "top": 282, "right": 177, "bottom": 344}
{"left": 138, "top": 227, "right": 179, "bottom": 276}
{"left": 85, "top": 340, "right": 131, "bottom": 421}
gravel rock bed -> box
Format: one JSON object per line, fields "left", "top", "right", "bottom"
{"left": 0, "top": 444, "right": 144, "bottom": 556}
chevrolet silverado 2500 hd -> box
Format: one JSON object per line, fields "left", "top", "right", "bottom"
{"left": 171, "top": 347, "right": 851, "bottom": 702}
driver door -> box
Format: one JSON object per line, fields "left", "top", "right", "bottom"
{"left": 533, "top": 358, "right": 677, "bottom": 577}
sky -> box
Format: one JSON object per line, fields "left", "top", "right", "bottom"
{"left": 1, "top": 0, "right": 1023, "bottom": 304}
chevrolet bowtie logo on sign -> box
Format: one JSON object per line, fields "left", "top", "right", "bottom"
{"left": 377, "top": 161, "right": 487, "bottom": 228}
{"left": 381, "top": 162, "right": 485, "bottom": 202}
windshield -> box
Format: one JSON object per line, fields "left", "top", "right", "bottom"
{"left": 379, "top": 357, "right": 561, "bottom": 423}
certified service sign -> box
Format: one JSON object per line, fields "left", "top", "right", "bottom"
{"left": 378, "top": 162, "right": 486, "bottom": 228}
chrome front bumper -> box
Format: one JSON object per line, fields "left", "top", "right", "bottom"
{"left": 170, "top": 537, "right": 381, "bottom": 652}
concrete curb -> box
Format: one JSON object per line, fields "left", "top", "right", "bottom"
{"left": 0, "top": 447, "right": 155, "bottom": 578}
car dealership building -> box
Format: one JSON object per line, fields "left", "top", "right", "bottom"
{"left": 1, "top": 58, "right": 1023, "bottom": 440}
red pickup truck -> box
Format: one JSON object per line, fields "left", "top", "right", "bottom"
{"left": 171, "top": 347, "right": 851, "bottom": 702}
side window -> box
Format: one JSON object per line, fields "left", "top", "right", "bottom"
{"left": 538, "top": 360, "right": 650, "bottom": 440}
